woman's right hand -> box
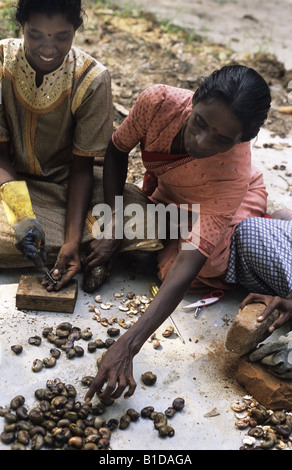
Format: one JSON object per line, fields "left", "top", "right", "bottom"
{"left": 85, "top": 334, "right": 137, "bottom": 403}
{"left": 84, "top": 246, "right": 207, "bottom": 403}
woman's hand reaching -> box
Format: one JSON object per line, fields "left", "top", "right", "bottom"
{"left": 85, "top": 334, "right": 137, "bottom": 404}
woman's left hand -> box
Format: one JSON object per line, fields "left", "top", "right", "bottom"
{"left": 42, "top": 242, "right": 81, "bottom": 291}
{"left": 240, "top": 292, "right": 292, "bottom": 333}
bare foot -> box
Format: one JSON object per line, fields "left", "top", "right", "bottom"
{"left": 271, "top": 208, "right": 292, "bottom": 221}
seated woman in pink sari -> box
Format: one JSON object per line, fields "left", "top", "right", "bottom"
{"left": 84, "top": 64, "right": 272, "bottom": 402}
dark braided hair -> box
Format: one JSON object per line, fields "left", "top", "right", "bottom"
{"left": 15, "top": 0, "right": 84, "bottom": 30}
{"left": 193, "top": 64, "right": 271, "bottom": 142}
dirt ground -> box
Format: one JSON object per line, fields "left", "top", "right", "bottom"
{"left": 115, "top": 0, "right": 292, "bottom": 71}
{"left": 75, "top": 1, "right": 292, "bottom": 136}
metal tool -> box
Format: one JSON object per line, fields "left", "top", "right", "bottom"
{"left": 168, "top": 315, "right": 185, "bottom": 344}
{"left": 183, "top": 289, "right": 224, "bottom": 317}
{"left": 32, "top": 237, "right": 57, "bottom": 286}
{"left": 149, "top": 283, "right": 185, "bottom": 344}
{"left": 40, "top": 264, "right": 57, "bottom": 286}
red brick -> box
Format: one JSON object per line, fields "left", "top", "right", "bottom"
{"left": 225, "top": 303, "right": 278, "bottom": 355}
{"left": 236, "top": 357, "right": 292, "bottom": 411}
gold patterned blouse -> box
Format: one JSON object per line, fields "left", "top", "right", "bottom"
{"left": 0, "top": 38, "right": 113, "bottom": 183}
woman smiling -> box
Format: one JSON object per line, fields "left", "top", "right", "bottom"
{"left": 0, "top": 0, "right": 114, "bottom": 289}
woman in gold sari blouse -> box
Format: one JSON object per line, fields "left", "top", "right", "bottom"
{"left": 0, "top": 0, "right": 113, "bottom": 290}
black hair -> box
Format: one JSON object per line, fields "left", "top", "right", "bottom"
{"left": 15, "top": 0, "right": 84, "bottom": 30}
{"left": 193, "top": 64, "right": 271, "bottom": 142}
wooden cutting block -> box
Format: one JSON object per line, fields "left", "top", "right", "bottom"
{"left": 16, "top": 275, "right": 78, "bottom": 313}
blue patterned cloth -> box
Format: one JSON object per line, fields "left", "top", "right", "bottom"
{"left": 226, "top": 217, "right": 292, "bottom": 297}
